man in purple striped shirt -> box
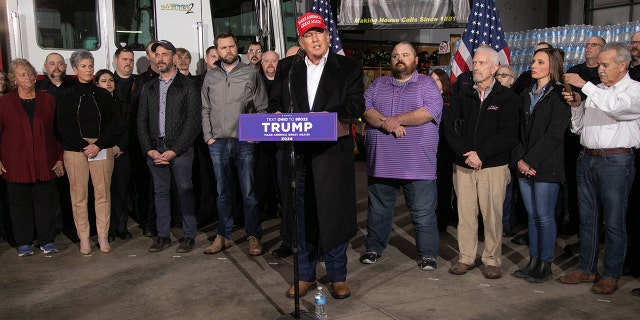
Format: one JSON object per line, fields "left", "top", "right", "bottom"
{"left": 360, "top": 41, "right": 443, "bottom": 270}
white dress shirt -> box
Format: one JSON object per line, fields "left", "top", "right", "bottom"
{"left": 304, "top": 50, "right": 329, "bottom": 111}
{"left": 571, "top": 73, "right": 640, "bottom": 148}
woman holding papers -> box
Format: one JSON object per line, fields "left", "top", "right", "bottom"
{"left": 56, "top": 50, "right": 119, "bottom": 254}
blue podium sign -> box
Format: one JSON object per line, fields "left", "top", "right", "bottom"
{"left": 238, "top": 113, "right": 337, "bottom": 142}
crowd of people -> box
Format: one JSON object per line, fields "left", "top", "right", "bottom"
{"left": 1, "top": 13, "right": 640, "bottom": 299}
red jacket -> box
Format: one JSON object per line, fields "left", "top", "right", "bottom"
{"left": 0, "top": 91, "right": 62, "bottom": 183}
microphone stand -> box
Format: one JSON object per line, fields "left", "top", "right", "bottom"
{"left": 287, "top": 49, "right": 307, "bottom": 320}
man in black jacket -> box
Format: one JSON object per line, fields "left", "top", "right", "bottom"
{"left": 137, "top": 40, "right": 201, "bottom": 253}
{"left": 444, "top": 45, "right": 519, "bottom": 280}
{"left": 35, "top": 53, "right": 75, "bottom": 95}
{"left": 269, "top": 13, "right": 364, "bottom": 299}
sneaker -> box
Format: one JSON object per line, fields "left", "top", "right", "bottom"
{"left": 176, "top": 237, "right": 195, "bottom": 253}
{"left": 359, "top": 251, "right": 381, "bottom": 264}
{"left": 40, "top": 243, "right": 59, "bottom": 254}
{"left": 420, "top": 256, "right": 438, "bottom": 270}
{"left": 17, "top": 245, "right": 34, "bottom": 257}
{"left": 203, "top": 235, "right": 232, "bottom": 254}
{"left": 148, "top": 237, "right": 172, "bottom": 253}
{"left": 248, "top": 236, "right": 263, "bottom": 256}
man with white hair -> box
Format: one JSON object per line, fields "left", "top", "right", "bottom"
{"left": 558, "top": 42, "right": 640, "bottom": 295}
{"left": 443, "top": 45, "right": 519, "bottom": 280}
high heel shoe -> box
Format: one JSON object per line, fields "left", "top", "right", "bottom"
{"left": 79, "top": 238, "right": 91, "bottom": 255}
{"left": 98, "top": 237, "right": 111, "bottom": 253}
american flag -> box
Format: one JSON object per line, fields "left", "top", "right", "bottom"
{"left": 311, "top": 0, "right": 344, "bottom": 55}
{"left": 451, "top": 0, "right": 510, "bottom": 83}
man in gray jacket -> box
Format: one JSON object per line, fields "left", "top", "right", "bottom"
{"left": 201, "top": 32, "right": 269, "bottom": 256}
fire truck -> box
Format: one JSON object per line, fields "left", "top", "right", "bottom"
{"left": 0, "top": 0, "right": 301, "bottom": 74}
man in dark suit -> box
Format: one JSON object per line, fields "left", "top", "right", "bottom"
{"left": 137, "top": 40, "right": 201, "bottom": 253}
{"left": 269, "top": 12, "right": 365, "bottom": 300}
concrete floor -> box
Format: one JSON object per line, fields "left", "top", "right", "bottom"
{"left": 1, "top": 161, "right": 639, "bottom": 320}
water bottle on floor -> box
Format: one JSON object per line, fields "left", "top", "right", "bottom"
{"left": 315, "top": 286, "right": 327, "bottom": 320}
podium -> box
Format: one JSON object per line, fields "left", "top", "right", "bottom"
{"left": 239, "top": 112, "right": 338, "bottom": 320}
{"left": 239, "top": 112, "right": 337, "bottom": 142}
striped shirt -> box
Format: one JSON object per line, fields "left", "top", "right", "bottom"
{"left": 364, "top": 71, "right": 443, "bottom": 180}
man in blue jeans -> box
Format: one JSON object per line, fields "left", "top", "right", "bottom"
{"left": 360, "top": 41, "right": 443, "bottom": 270}
{"left": 201, "top": 32, "right": 268, "bottom": 256}
{"left": 137, "top": 40, "right": 201, "bottom": 253}
{"left": 558, "top": 42, "right": 640, "bottom": 294}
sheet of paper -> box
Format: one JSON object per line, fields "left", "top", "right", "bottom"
{"left": 87, "top": 149, "right": 107, "bottom": 162}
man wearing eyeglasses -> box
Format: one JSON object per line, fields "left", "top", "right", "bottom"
{"left": 566, "top": 36, "right": 605, "bottom": 99}
{"left": 247, "top": 41, "right": 263, "bottom": 70}
{"left": 628, "top": 31, "right": 640, "bottom": 81}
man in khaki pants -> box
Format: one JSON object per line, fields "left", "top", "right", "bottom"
{"left": 443, "top": 45, "right": 520, "bottom": 279}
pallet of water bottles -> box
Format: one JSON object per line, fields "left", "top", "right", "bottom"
{"left": 505, "top": 21, "right": 640, "bottom": 76}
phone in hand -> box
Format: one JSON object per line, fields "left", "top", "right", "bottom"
{"left": 563, "top": 75, "right": 573, "bottom": 95}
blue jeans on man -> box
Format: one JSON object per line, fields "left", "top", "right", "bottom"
{"left": 208, "top": 139, "right": 261, "bottom": 239}
{"left": 576, "top": 151, "right": 635, "bottom": 280}
{"left": 518, "top": 179, "right": 560, "bottom": 261}
{"left": 365, "top": 178, "right": 439, "bottom": 259}
{"left": 147, "top": 145, "right": 196, "bottom": 239}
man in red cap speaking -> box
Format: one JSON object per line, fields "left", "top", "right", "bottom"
{"left": 269, "top": 12, "right": 365, "bottom": 300}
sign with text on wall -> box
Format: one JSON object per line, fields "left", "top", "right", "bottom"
{"left": 238, "top": 113, "right": 337, "bottom": 142}
{"left": 338, "top": 0, "right": 470, "bottom": 29}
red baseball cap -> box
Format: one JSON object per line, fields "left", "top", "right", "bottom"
{"left": 296, "top": 13, "right": 326, "bottom": 37}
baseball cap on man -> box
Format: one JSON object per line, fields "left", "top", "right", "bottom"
{"left": 296, "top": 13, "right": 327, "bottom": 37}
{"left": 151, "top": 40, "right": 177, "bottom": 54}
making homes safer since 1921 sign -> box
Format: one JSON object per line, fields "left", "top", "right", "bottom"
{"left": 338, "top": 0, "right": 470, "bottom": 29}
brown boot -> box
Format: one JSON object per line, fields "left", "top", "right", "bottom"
{"left": 590, "top": 278, "right": 618, "bottom": 295}
{"left": 330, "top": 282, "right": 351, "bottom": 299}
{"left": 247, "top": 236, "right": 262, "bottom": 256}
{"left": 556, "top": 269, "right": 596, "bottom": 284}
{"left": 286, "top": 281, "right": 316, "bottom": 298}
{"left": 203, "top": 235, "right": 232, "bottom": 254}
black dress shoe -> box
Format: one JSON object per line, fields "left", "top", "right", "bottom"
{"left": 108, "top": 235, "right": 116, "bottom": 242}
{"left": 271, "top": 244, "right": 292, "bottom": 258}
{"left": 632, "top": 288, "right": 640, "bottom": 296}
{"left": 176, "top": 237, "right": 195, "bottom": 253}
{"left": 148, "top": 237, "right": 172, "bottom": 252}
{"left": 117, "top": 231, "right": 132, "bottom": 240}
